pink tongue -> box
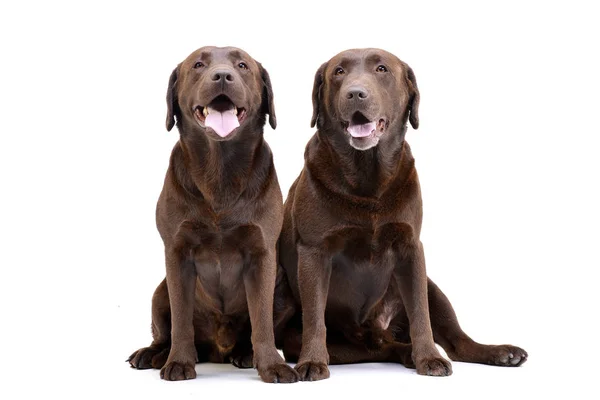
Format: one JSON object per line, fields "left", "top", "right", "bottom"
{"left": 347, "top": 121, "right": 376, "bottom": 137}
{"left": 205, "top": 110, "right": 240, "bottom": 137}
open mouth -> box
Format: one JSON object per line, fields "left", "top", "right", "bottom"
{"left": 346, "top": 112, "right": 386, "bottom": 138}
{"left": 194, "top": 95, "right": 247, "bottom": 138}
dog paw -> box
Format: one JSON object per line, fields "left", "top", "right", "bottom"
{"left": 258, "top": 362, "right": 300, "bottom": 383}
{"left": 416, "top": 356, "right": 452, "bottom": 376}
{"left": 160, "top": 361, "right": 196, "bottom": 381}
{"left": 295, "top": 361, "right": 330, "bottom": 381}
{"left": 391, "top": 343, "right": 415, "bottom": 368}
{"left": 128, "top": 345, "right": 170, "bottom": 369}
{"left": 231, "top": 351, "right": 254, "bottom": 369}
{"left": 487, "top": 345, "right": 528, "bottom": 367}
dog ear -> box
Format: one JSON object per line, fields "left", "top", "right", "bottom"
{"left": 311, "top": 62, "right": 328, "bottom": 128}
{"left": 405, "top": 64, "right": 420, "bottom": 130}
{"left": 259, "top": 63, "right": 277, "bottom": 130}
{"left": 165, "top": 64, "right": 181, "bottom": 132}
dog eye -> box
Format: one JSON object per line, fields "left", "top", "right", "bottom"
{"left": 193, "top": 62, "right": 204, "bottom": 69}
{"left": 238, "top": 62, "right": 248, "bottom": 70}
{"left": 334, "top": 67, "right": 345, "bottom": 76}
{"left": 376, "top": 65, "right": 388, "bottom": 73}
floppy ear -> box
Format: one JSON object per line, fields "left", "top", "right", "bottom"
{"left": 405, "top": 65, "right": 420, "bottom": 130}
{"left": 165, "top": 65, "right": 181, "bottom": 132}
{"left": 259, "top": 63, "right": 277, "bottom": 130}
{"left": 311, "top": 62, "right": 328, "bottom": 128}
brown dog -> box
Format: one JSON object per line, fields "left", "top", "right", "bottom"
{"left": 128, "top": 46, "right": 299, "bottom": 383}
{"left": 275, "top": 48, "right": 528, "bottom": 381}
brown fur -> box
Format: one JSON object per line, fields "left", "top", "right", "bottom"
{"left": 128, "top": 46, "right": 299, "bottom": 383}
{"left": 275, "top": 48, "right": 527, "bottom": 381}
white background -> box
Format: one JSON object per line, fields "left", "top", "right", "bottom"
{"left": 1, "top": 0, "right": 598, "bottom": 398}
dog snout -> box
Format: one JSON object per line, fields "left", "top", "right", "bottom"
{"left": 211, "top": 68, "right": 235, "bottom": 83}
{"left": 346, "top": 86, "right": 369, "bottom": 100}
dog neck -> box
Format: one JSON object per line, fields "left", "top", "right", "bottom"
{"left": 174, "top": 120, "right": 271, "bottom": 210}
{"left": 308, "top": 124, "right": 415, "bottom": 198}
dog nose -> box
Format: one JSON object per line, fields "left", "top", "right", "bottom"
{"left": 346, "top": 86, "right": 369, "bottom": 100}
{"left": 212, "top": 69, "right": 234, "bottom": 82}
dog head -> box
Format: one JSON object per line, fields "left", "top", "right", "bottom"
{"left": 311, "top": 48, "right": 419, "bottom": 150}
{"left": 165, "top": 46, "right": 276, "bottom": 141}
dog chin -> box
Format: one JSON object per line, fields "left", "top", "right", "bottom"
{"left": 349, "top": 135, "right": 380, "bottom": 150}
{"left": 205, "top": 126, "right": 239, "bottom": 141}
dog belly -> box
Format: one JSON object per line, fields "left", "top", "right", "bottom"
{"left": 321, "top": 224, "right": 406, "bottom": 331}
{"left": 326, "top": 252, "right": 395, "bottom": 327}
{"left": 192, "top": 251, "right": 249, "bottom": 357}
{"left": 194, "top": 251, "right": 247, "bottom": 314}
{"left": 189, "top": 223, "right": 265, "bottom": 315}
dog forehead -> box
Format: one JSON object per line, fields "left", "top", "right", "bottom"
{"left": 184, "top": 46, "right": 254, "bottom": 66}
{"left": 328, "top": 48, "right": 403, "bottom": 70}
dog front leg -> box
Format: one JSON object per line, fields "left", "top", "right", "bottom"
{"left": 294, "top": 243, "right": 331, "bottom": 381}
{"left": 395, "top": 238, "right": 452, "bottom": 376}
{"left": 160, "top": 246, "right": 198, "bottom": 381}
{"left": 244, "top": 248, "right": 299, "bottom": 383}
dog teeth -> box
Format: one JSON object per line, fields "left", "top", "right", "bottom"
{"left": 202, "top": 106, "right": 238, "bottom": 116}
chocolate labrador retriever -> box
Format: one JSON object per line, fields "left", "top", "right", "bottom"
{"left": 275, "top": 48, "right": 528, "bottom": 381}
{"left": 128, "top": 46, "right": 299, "bottom": 383}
